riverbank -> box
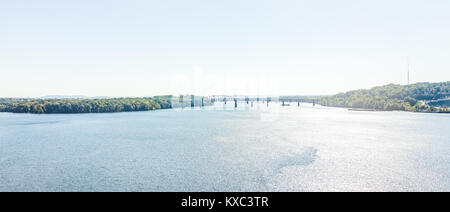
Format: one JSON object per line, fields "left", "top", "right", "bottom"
{"left": 0, "top": 96, "right": 212, "bottom": 114}
{"left": 329, "top": 105, "right": 450, "bottom": 113}
{"left": 317, "top": 82, "right": 450, "bottom": 113}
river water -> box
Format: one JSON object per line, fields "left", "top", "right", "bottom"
{"left": 0, "top": 102, "right": 449, "bottom": 191}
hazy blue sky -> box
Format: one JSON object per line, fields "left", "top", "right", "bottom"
{"left": 1, "top": 0, "right": 449, "bottom": 97}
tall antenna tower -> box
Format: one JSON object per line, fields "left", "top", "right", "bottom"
{"left": 407, "top": 56, "right": 410, "bottom": 85}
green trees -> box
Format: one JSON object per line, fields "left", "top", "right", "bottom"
{"left": 0, "top": 96, "right": 211, "bottom": 114}
{"left": 404, "top": 97, "right": 417, "bottom": 107}
{"left": 0, "top": 97, "right": 172, "bottom": 114}
{"left": 318, "top": 82, "right": 450, "bottom": 112}
{"left": 0, "top": 104, "right": 7, "bottom": 112}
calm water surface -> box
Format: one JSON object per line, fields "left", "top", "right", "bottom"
{"left": 0, "top": 103, "right": 449, "bottom": 191}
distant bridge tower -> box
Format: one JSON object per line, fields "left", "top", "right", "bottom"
{"left": 234, "top": 98, "right": 238, "bottom": 108}
{"left": 407, "top": 56, "right": 411, "bottom": 85}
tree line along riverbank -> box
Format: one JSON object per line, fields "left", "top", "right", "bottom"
{"left": 1, "top": 82, "right": 449, "bottom": 114}
{"left": 317, "top": 82, "right": 450, "bottom": 113}
{"left": 0, "top": 95, "right": 212, "bottom": 114}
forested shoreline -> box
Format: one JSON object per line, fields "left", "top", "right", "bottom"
{"left": 0, "top": 96, "right": 211, "bottom": 114}
{"left": 318, "top": 82, "right": 450, "bottom": 113}
{"left": 2, "top": 82, "right": 450, "bottom": 114}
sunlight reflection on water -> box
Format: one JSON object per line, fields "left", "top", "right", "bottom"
{"left": 0, "top": 103, "right": 449, "bottom": 191}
